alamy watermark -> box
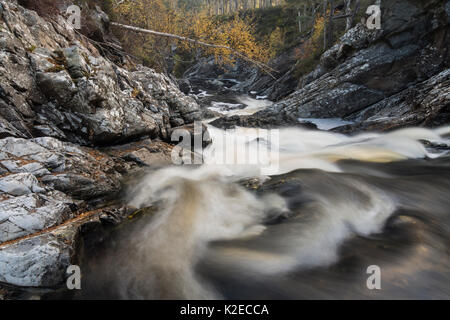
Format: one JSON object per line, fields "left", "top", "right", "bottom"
{"left": 365, "top": 5, "right": 382, "bottom": 30}
{"left": 66, "top": 265, "right": 81, "bottom": 290}
{"left": 366, "top": 265, "right": 381, "bottom": 290}
{"left": 171, "top": 121, "right": 280, "bottom": 175}
{"left": 64, "top": 3, "right": 381, "bottom": 32}
{"left": 66, "top": 5, "right": 81, "bottom": 29}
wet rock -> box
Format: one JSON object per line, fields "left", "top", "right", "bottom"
{"left": 0, "top": 134, "right": 128, "bottom": 250}
{"left": 0, "top": 137, "right": 122, "bottom": 195}
{"left": 209, "top": 114, "right": 317, "bottom": 130}
{"left": 183, "top": 57, "right": 226, "bottom": 92}
{"left": 122, "top": 147, "right": 173, "bottom": 167}
{"left": 0, "top": 202, "right": 130, "bottom": 288}
{"left": 0, "top": 191, "right": 72, "bottom": 243}
{"left": 335, "top": 69, "right": 450, "bottom": 132}
{"left": 0, "top": 234, "right": 71, "bottom": 287}
{"left": 177, "top": 78, "right": 192, "bottom": 95}
{"left": 131, "top": 67, "right": 202, "bottom": 128}
{"left": 103, "top": 139, "right": 174, "bottom": 169}
{"left": 0, "top": 173, "right": 45, "bottom": 196}
{"left": 63, "top": 46, "right": 89, "bottom": 79}
{"left": 0, "top": 0, "right": 208, "bottom": 290}
{"left": 0, "top": 0, "right": 202, "bottom": 146}
{"left": 184, "top": 47, "right": 299, "bottom": 102}
{"left": 81, "top": 5, "right": 111, "bottom": 43}
{"left": 238, "top": 0, "right": 449, "bottom": 131}
{"left": 234, "top": 49, "right": 300, "bottom": 101}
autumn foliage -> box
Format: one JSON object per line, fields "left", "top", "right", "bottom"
{"left": 294, "top": 13, "right": 326, "bottom": 78}
{"left": 108, "top": 0, "right": 271, "bottom": 72}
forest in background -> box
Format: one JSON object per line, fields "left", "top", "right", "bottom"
{"left": 18, "top": 0, "right": 377, "bottom": 81}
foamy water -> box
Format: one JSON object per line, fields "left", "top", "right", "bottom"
{"left": 75, "top": 96, "right": 450, "bottom": 299}
{"left": 207, "top": 95, "right": 273, "bottom": 117}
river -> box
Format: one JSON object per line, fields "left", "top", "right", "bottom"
{"left": 69, "top": 93, "right": 450, "bottom": 299}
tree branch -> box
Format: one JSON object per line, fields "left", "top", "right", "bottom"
{"left": 110, "top": 21, "right": 278, "bottom": 79}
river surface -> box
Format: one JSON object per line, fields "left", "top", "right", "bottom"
{"left": 71, "top": 93, "right": 450, "bottom": 300}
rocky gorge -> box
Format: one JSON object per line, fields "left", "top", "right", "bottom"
{"left": 0, "top": 0, "right": 449, "bottom": 300}
{"left": 208, "top": 0, "right": 450, "bottom": 132}
{"left": 0, "top": 0, "right": 203, "bottom": 295}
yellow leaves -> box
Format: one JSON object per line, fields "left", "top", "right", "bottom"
{"left": 295, "top": 13, "right": 326, "bottom": 61}
{"left": 110, "top": 0, "right": 270, "bottom": 71}
{"left": 209, "top": 15, "right": 270, "bottom": 65}
{"left": 132, "top": 87, "right": 141, "bottom": 98}
{"left": 294, "top": 12, "right": 327, "bottom": 78}
{"left": 312, "top": 15, "right": 325, "bottom": 44}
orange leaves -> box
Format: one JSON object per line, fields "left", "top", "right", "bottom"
{"left": 293, "top": 12, "right": 327, "bottom": 78}
{"left": 109, "top": 0, "right": 269, "bottom": 71}
{"left": 295, "top": 13, "right": 325, "bottom": 61}
{"left": 199, "top": 15, "right": 270, "bottom": 66}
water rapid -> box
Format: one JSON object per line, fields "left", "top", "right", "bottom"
{"left": 74, "top": 96, "right": 450, "bottom": 300}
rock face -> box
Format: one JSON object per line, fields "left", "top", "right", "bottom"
{"left": 0, "top": 0, "right": 202, "bottom": 289}
{"left": 0, "top": 0, "right": 201, "bottom": 146}
{"left": 0, "top": 233, "right": 71, "bottom": 287}
{"left": 336, "top": 68, "right": 450, "bottom": 132}
{"left": 183, "top": 50, "right": 298, "bottom": 101}
{"left": 0, "top": 136, "right": 124, "bottom": 287}
{"left": 231, "top": 48, "right": 300, "bottom": 101}
{"left": 213, "top": 0, "right": 449, "bottom": 131}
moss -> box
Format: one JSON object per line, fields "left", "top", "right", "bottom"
{"left": 131, "top": 87, "right": 141, "bottom": 98}
{"left": 27, "top": 45, "right": 37, "bottom": 53}
{"left": 81, "top": 52, "right": 91, "bottom": 66}
{"left": 127, "top": 206, "right": 157, "bottom": 220}
{"left": 46, "top": 50, "right": 69, "bottom": 73}
{"left": 45, "top": 65, "right": 66, "bottom": 73}
{"left": 82, "top": 69, "right": 91, "bottom": 79}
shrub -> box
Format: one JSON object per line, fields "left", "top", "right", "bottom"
{"left": 294, "top": 14, "right": 325, "bottom": 78}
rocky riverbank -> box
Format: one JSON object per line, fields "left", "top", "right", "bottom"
{"left": 0, "top": 0, "right": 449, "bottom": 299}
{"left": 0, "top": 0, "right": 202, "bottom": 293}
{"left": 209, "top": 0, "right": 449, "bottom": 132}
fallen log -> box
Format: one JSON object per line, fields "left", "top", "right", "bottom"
{"left": 110, "top": 21, "right": 278, "bottom": 79}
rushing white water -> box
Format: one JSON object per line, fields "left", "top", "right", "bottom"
{"left": 119, "top": 121, "right": 450, "bottom": 299}
{"left": 208, "top": 95, "right": 273, "bottom": 117}
{"left": 69, "top": 96, "right": 450, "bottom": 299}
{"left": 203, "top": 125, "right": 448, "bottom": 175}
{"left": 297, "top": 117, "right": 355, "bottom": 130}
{"left": 206, "top": 181, "right": 397, "bottom": 273}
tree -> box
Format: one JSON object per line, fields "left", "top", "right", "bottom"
{"left": 109, "top": 0, "right": 273, "bottom": 73}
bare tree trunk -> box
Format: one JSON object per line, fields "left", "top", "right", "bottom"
{"left": 323, "top": 0, "right": 328, "bottom": 50}
{"left": 110, "top": 21, "right": 278, "bottom": 78}
{"left": 298, "top": 9, "right": 302, "bottom": 33}
{"left": 345, "top": 0, "right": 353, "bottom": 30}
{"left": 350, "top": 0, "right": 360, "bottom": 28}
{"left": 328, "top": 0, "right": 334, "bottom": 48}
{"left": 311, "top": 3, "right": 317, "bottom": 31}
